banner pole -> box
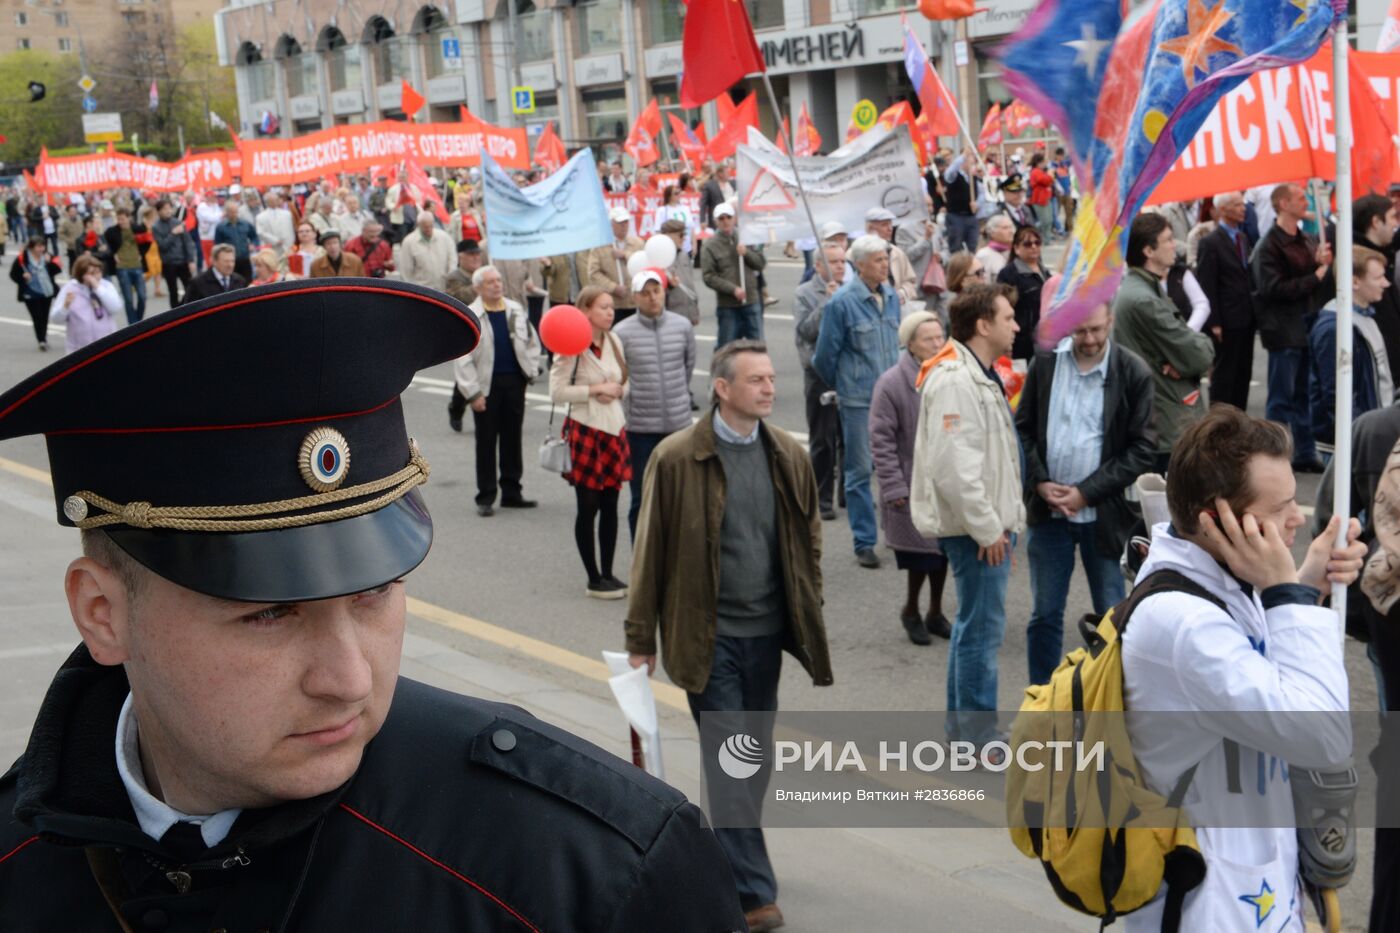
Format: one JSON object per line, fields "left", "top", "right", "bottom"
{"left": 759, "top": 73, "right": 832, "bottom": 283}
{"left": 1332, "top": 25, "right": 1354, "bottom": 632}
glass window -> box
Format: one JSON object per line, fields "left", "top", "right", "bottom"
{"left": 326, "top": 45, "right": 361, "bottom": 92}
{"left": 54, "top": 12, "right": 68, "bottom": 26}
{"left": 246, "top": 60, "right": 276, "bottom": 102}
{"left": 374, "top": 37, "right": 406, "bottom": 85}
{"left": 286, "top": 53, "right": 319, "bottom": 99}
{"left": 582, "top": 88, "right": 627, "bottom": 141}
{"left": 575, "top": 0, "right": 622, "bottom": 56}
{"left": 17, "top": 38, "right": 29, "bottom": 49}
{"left": 424, "top": 26, "right": 462, "bottom": 79}
{"left": 746, "top": 0, "right": 782, "bottom": 31}
{"left": 524, "top": 93, "right": 560, "bottom": 134}
{"left": 517, "top": 1, "right": 552, "bottom": 64}
{"left": 58, "top": 37, "right": 72, "bottom": 51}
{"left": 14, "top": 12, "right": 25, "bottom": 26}
{"left": 646, "top": 0, "right": 683, "bottom": 45}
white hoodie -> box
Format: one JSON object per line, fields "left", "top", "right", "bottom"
{"left": 1120, "top": 523, "right": 1350, "bottom": 932}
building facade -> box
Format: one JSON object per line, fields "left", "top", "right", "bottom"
{"left": 214, "top": 0, "right": 1042, "bottom": 154}
{"left": 8, "top": 0, "right": 222, "bottom": 56}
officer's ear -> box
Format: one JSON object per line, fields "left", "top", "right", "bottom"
{"left": 65, "top": 556, "right": 135, "bottom": 666}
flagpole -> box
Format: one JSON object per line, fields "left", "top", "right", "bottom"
{"left": 759, "top": 73, "right": 833, "bottom": 282}
{"left": 1332, "top": 22, "right": 1354, "bottom": 631}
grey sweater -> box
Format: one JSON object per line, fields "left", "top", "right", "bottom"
{"left": 714, "top": 436, "right": 786, "bottom": 638}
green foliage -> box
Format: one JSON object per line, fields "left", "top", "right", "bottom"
{"left": 0, "top": 50, "right": 85, "bottom": 163}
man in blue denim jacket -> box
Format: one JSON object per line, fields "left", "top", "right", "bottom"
{"left": 813, "top": 234, "right": 902, "bottom": 567}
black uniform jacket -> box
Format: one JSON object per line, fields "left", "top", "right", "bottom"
{"left": 0, "top": 646, "right": 746, "bottom": 932}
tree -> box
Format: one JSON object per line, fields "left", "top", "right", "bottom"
{"left": 0, "top": 51, "right": 85, "bottom": 163}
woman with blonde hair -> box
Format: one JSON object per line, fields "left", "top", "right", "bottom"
{"left": 550, "top": 285, "right": 631, "bottom": 599}
{"left": 250, "top": 248, "right": 283, "bottom": 286}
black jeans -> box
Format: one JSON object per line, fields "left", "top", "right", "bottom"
{"left": 1210, "top": 325, "right": 1255, "bottom": 412}
{"left": 471, "top": 371, "right": 527, "bottom": 506}
{"left": 233, "top": 256, "right": 253, "bottom": 283}
{"left": 689, "top": 632, "right": 783, "bottom": 912}
{"left": 804, "top": 371, "right": 842, "bottom": 510}
{"left": 162, "top": 261, "right": 194, "bottom": 308}
{"left": 23, "top": 296, "right": 52, "bottom": 345}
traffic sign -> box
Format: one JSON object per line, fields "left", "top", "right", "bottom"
{"left": 851, "top": 99, "right": 878, "bottom": 132}
{"left": 511, "top": 86, "right": 535, "bottom": 115}
{"left": 81, "top": 95, "right": 97, "bottom": 113}
{"left": 82, "top": 112, "right": 122, "bottom": 144}
{"left": 441, "top": 37, "right": 461, "bottom": 65}
{"left": 77, "top": 74, "right": 95, "bottom": 93}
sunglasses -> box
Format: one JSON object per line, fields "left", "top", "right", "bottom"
{"left": 1020, "top": 238, "right": 1043, "bottom": 247}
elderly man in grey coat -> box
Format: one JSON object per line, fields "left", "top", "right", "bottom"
{"left": 793, "top": 237, "right": 847, "bottom": 520}
{"left": 612, "top": 268, "right": 698, "bottom": 538}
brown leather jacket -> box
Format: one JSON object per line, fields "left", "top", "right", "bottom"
{"left": 625, "top": 413, "right": 833, "bottom": 693}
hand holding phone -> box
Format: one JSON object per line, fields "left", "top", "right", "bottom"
{"left": 1197, "top": 498, "right": 1298, "bottom": 591}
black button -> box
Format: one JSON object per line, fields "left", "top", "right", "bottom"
{"left": 491, "top": 728, "right": 517, "bottom": 752}
{"left": 140, "top": 909, "right": 167, "bottom": 931}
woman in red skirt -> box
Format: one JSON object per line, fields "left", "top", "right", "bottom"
{"left": 549, "top": 285, "right": 632, "bottom": 599}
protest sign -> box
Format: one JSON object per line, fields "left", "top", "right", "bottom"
{"left": 734, "top": 125, "right": 928, "bottom": 246}
{"left": 35, "top": 148, "right": 234, "bottom": 193}
{"left": 481, "top": 148, "right": 612, "bottom": 260}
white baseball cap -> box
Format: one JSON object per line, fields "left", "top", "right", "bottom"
{"left": 819, "top": 220, "right": 848, "bottom": 241}
{"left": 712, "top": 202, "right": 736, "bottom": 219}
{"left": 631, "top": 269, "right": 665, "bottom": 292}
{"left": 864, "top": 206, "right": 896, "bottom": 223}
{"left": 608, "top": 206, "right": 632, "bottom": 223}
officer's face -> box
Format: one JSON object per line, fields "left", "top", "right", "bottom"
{"left": 69, "top": 565, "right": 406, "bottom": 812}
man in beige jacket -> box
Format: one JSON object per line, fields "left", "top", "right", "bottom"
{"left": 583, "top": 207, "right": 644, "bottom": 323}
{"left": 910, "top": 283, "right": 1026, "bottom": 754}
{"left": 399, "top": 212, "right": 455, "bottom": 293}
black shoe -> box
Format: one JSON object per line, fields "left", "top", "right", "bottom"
{"left": 1292, "top": 458, "right": 1326, "bottom": 474}
{"left": 499, "top": 497, "right": 537, "bottom": 509}
{"left": 586, "top": 578, "right": 627, "bottom": 600}
{"left": 856, "top": 548, "right": 881, "bottom": 569}
{"left": 603, "top": 575, "right": 629, "bottom": 593}
{"left": 476, "top": 503, "right": 495, "bottom": 517}
{"left": 925, "top": 612, "right": 952, "bottom": 640}
{"left": 901, "top": 610, "right": 932, "bottom": 646}
{"left": 820, "top": 508, "right": 836, "bottom": 521}
{"left": 449, "top": 412, "right": 463, "bottom": 432}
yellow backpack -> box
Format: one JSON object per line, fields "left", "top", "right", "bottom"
{"left": 1006, "top": 569, "right": 1227, "bottom": 932}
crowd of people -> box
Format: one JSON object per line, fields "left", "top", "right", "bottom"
{"left": 7, "top": 144, "right": 1400, "bottom": 931}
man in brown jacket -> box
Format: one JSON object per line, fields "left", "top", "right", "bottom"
{"left": 583, "top": 207, "right": 644, "bottom": 324}
{"left": 625, "top": 339, "right": 831, "bottom": 933}
{"left": 308, "top": 231, "right": 365, "bottom": 277}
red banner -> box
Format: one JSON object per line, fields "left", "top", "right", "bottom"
{"left": 1147, "top": 46, "right": 1400, "bottom": 205}
{"left": 35, "top": 149, "right": 235, "bottom": 193}
{"left": 605, "top": 190, "right": 703, "bottom": 239}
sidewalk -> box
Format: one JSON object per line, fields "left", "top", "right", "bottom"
{"left": 0, "top": 458, "right": 1086, "bottom": 929}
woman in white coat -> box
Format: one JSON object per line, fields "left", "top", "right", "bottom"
{"left": 50, "top": 254, "right": 122, "bottom": 353}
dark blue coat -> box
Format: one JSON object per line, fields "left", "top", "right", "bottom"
{"left": 1309, "top": 304, "right": 1382, "bottom": 446}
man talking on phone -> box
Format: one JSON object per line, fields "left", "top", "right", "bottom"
{"left": 1118, "top": 406, "right": 1365, "bottom": 930}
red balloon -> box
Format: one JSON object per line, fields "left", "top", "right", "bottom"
{"left": 539, "top": 304, "right": 592, "bottom": 356}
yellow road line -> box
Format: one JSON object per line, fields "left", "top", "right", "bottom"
{"left": 0, "top": 454, "right": 687, "bottom": 710}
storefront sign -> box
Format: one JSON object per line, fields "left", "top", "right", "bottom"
{"left": 376, "top": 82, "right": 402, "bottom": 112}
{"left": 644, "top": 45, "right": 685, "bottom": 79}
{"left": 331, "top": 89, "right": 365, "bottom": 116}
{"left": 575, "top": 53, "right": 624, "bottom": 88}
{"left": 968, "top": 0, "right": 1039, "bottom": 40}
{"left": 427, "top": 73, "right": 467, "bottom": 104}
{"left": 289, "top": 95, "right": 321, "bottom": 121}
{"left": 757, "top": 16, "right": 905, "bottom": 77}
{"left": 519, "top": 62, "right": 557, "bottom": 90}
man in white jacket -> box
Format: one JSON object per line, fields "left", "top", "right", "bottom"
{"left": 1121, "top": 406, "right": 1365, "bottom": 931}
{"left": 451, "top": 265, "right": 542, "bottom": 516}
{"left": 910, "top": 283, "right": 1026, "bottom": 750}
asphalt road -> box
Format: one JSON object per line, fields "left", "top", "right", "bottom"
{"left": 0, "top": 249, "right": 1380, "bottom": 929}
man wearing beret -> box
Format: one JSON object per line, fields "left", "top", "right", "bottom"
{"left": 0, "top": 279, "right": 745, "bottom": 931}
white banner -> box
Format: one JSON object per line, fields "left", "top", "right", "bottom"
{"left": 734, "top": 125, "right": 928, "bottom": 246}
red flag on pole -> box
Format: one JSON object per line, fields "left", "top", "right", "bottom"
{"left": 402, "top": 157, "right": 449, "bottom": 224}
{"left": 794, "top": 102, "right": 821, "bottom": 157}
{"left": 638, "top": 98, "right": 662, "bottom": 137}
{"left": 625, "top": 100, "right": 662, "bottom": 167}
{"left": 534, "top": 121, "right": 566, "bottom": 172}
{"left": 401, "top": 79, "right": 426, "bottom": 118}
{"left": 775, "top": 117, "right": 791, "bottom": 154}
{"left": 679, "top": 0, "right": 765, "bottom": 108}
{"left": 1349, "top": 54, "right": 1400, "bottom": 196}
{"left": 705, "top": 92, "right": 759, "bottom": 162}
{"left": 977, "top": 102, "right": 1003, "bottom": 149}
{"left": 667, "top": 112, "right": 707, "bottom": 168}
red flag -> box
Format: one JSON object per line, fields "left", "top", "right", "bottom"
{"left": 534, "top": 121, "right": 566, "bottom": 172}
{"left": 401, "top": 79, "right": 426, "bottom": 118}
{"left": 706, "top": 92, "right": 759, "bottom": 161}
{"left": 846, "top": 118, "right": 862, "bottom": 143}
{"left": 794, "top": 102, "right": 821, "bottom": 157}
{"left": 667, "top": 112, "right": 707, "bottom": 167}
{"left": 679, "top": 0, "right": 765, "bottom": 108}
{"left": 638, "top": 98, "right": 662, "bottom": 138}
{"left": 625, "top": 100, "right": 662, "bottom": 167}
{"left": 878, "top": 101, "right": 929, "bottom": 164}
{"left": 977, "top": 102, "right": 1003, "bottom": 150}
{"left": 775, "top": 117, "right": 791, "bottom": 154}
{"left": 1349, "top": 54, "right": 1399, "bottom": 196}
{"left": 402, "top": 158, "right": 449, "bottom": 224}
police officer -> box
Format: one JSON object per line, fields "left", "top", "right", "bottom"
{"left": 0, "top": 278, "right": 746, "bottom": 931}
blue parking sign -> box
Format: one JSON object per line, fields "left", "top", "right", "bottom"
{"left": 441, "top": 37, "right": 460, "bottom": 60}
{"left": 511, "top": 86, "right": 535, "bottom": 114}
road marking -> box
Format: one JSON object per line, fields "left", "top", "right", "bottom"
{"left": 0, "top": 315, "right": 65, "bottom": 334}
{"left": 0, "top": 454, "right": 690, "bottom": 710}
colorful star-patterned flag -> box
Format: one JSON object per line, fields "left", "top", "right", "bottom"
{"left": 996, "top": 0, "right": 1343, "bottom": 346}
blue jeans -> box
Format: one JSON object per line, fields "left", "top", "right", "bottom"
{"left": 689, "top": 633, "right": 783, "bottom": 912}
{"left": 626, "top": 430, "right": 670, "bottom": 541}
{"left": 716, "top": 303, "right": 764, "bottom": 349}
{"left": 1026, "top": 519, "right": 1124, "bottom": 685}
{"left": 945, "top": 213, "right": 979, "bottom": 255}
{"left": 942, "top": 534, "right": 1013, "bottom": 745}
{"left": 1265, "top": 346, "right": 1317, "bottom": 462}
{"left": 800, "top": 249, "right": 815, "bottom": 283}
{"left": 839, "top": 404, "right": 877, "bottom": 552}
{"left": 115, "top": 268, "right": 146, "bottom": 324}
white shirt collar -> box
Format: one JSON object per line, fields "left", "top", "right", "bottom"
{"left": 713, "top": 410, "right": 760, "bottom": 444}
{"left": 115, "top": 693, "right": 242, "bottom": 848}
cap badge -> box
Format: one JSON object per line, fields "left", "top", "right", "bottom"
{"left": 299, "top": 427, "right": 351, "bottom": 492}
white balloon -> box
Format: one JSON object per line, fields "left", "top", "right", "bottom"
{"left": 644, "top": 234, "right": 678, "bottom": 270}
{"left": 626, "top": 251, "right": 651, "bottom": 279}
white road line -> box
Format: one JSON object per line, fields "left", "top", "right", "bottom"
{"left": 0, "top": 315, "right": 65, "bottom": 334}
{"left": 696, "top": 334, "right": 716, "bottom": 342}
{"left": 416, "top": 386, "right": 452, "bottom": 397}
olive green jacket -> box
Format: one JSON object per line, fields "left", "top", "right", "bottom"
{"left": 625, "top": 413, "right": 833, "bottom": 694}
